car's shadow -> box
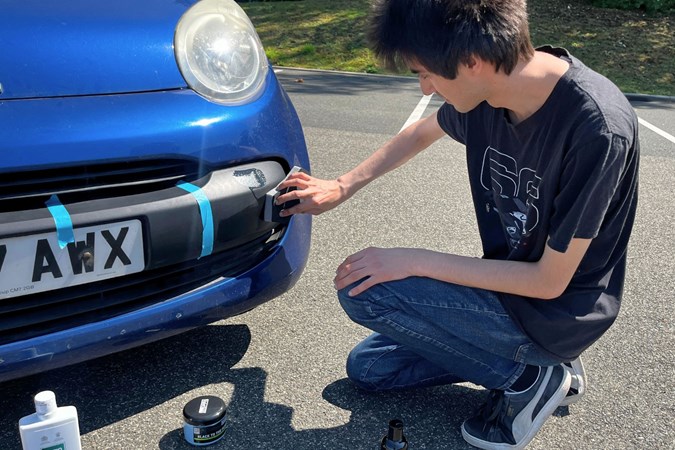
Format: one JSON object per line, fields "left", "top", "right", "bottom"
{"left": 0, "top": 324, "right": 251, "bottom": 448}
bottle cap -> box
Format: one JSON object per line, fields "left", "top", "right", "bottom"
{"left": 381, "top": 419, "right": 408, "bottom": 450}
{"left": 34, "top": 391, "right": 58, "bottom": 416}
{"left": 388, "top": 419, "right": 404, "bottom": 441}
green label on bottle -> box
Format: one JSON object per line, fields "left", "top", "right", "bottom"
{"left": 41, "top": 444, "right": 65, "bottom": 450}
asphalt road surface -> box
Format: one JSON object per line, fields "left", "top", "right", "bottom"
{"left": 1, "top": 69, "right": 673, "bottom": 449}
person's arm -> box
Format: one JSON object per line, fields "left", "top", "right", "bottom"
{"left": 334, "top": 237, "right": 592, "bottom": 300}
{"left": 275, "top": 111, "right": 447, "bottom": 216}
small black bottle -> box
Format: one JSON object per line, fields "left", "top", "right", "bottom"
{"left": 381, "top": 419, "right": 408, "bottom": 450}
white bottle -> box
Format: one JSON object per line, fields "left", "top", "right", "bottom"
{"left": 19, "top": 390, "right": 82, "bottom": 450}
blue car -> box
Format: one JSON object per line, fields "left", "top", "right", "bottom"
{"left": 0, "top": 0, "right": 311, "bottom": 382}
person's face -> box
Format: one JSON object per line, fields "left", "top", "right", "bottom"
{"left": 409, "top": 61, "right": 486, "bottom": 113}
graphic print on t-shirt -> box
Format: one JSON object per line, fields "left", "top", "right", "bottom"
{"left": 480, "top": 146, "right": 541, "bottom": 249}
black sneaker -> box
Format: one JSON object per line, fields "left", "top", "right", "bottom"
{"left": 560, "top": 357, "right": 586, "bottom": 406}
{"left": 461, "top": 365, "right": 571, "bottom": 449}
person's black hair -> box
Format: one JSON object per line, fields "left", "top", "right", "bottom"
{"left": 367, "top": 0, "right": 535, "bottom": 79}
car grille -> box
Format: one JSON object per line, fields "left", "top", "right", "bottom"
{"left": 0, "top": 158, "right": 205, "bottom": 211}
{"left": 0, "top": 228, "right": 283, "bottom": 346}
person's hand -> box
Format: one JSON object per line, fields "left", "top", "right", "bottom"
{"left": 275, "top": 172, "right": 349, "bottom": 217}
{"left": 334, "top": 247, "right": 416, "bottom": 296}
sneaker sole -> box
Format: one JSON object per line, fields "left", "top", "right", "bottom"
{"left": 560, "top": 357, "right": 586, "bottom": 406}
{"left": 460, "top": 366, "right": 572, "bottom": 450}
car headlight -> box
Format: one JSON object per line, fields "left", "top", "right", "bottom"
{"left": 174, "top": 0, "right": 269, "bottom": 105}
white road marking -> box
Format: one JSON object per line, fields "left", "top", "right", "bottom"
{"left": 638, "top": 116, "right": 675, "bottom": 145}
{"left": 399, "top": 94, "right": 433, "bottom": 133}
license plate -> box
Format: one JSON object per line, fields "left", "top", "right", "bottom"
{"left": 0, "top": 219, "right": 144, "bottom": 300}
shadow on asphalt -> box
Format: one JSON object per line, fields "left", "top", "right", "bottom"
{"left": 627, "top": 98, "right": 675, "bottom": 110}
{"left": 1, "top": 321, "right": 575, "bottom": 449}
{"left": 158, "top": 372, "right": 488, "bottom": 449}
{"left": 277, "top": 70, "right": 420, "bottom": 98}
{"left": 0, "top": 320, "right": 488, "bottom": 449}
{"left": 0, "top": 324, "right": 252, "bottom": 448}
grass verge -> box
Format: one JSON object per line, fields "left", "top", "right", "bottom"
{"left": 242, "top": 0, "right": 674, "bottom": 96}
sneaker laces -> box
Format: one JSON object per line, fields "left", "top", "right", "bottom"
{"left": 480, "top": 390, "right": 507, "bottom": 425}
{"left": 472, "top": 389, "right": 518, "bottom": 445}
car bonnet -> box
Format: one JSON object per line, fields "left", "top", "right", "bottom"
{"left": 0, "top": 0, "right": 196, "bottom": 100}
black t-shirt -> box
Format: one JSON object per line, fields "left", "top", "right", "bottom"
{"left": 437, "top": 46, "right": 639, "bottom": 361}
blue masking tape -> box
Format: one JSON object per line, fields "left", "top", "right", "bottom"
{"left": 45, "top": 195, "right": 75, "bottom": 249}
{"left": 177, "top": 181, "right": 214, "bottom": 258}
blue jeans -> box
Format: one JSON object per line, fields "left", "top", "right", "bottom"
{"left": 338, "top": 277, "right": 560, "bottom": 391}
